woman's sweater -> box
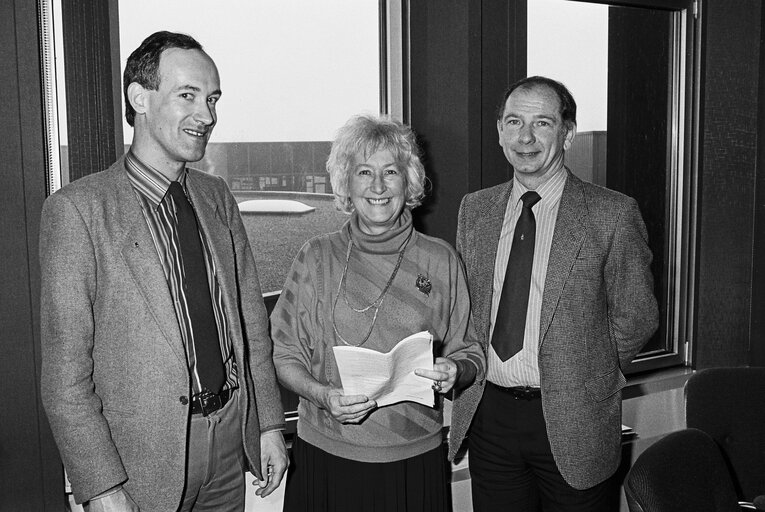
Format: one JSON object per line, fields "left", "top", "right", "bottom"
{"left": 271, "top": 208, "right": 484, "bottom": 463}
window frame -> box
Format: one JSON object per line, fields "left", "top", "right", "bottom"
{"left": 573, "top": 0, "right": 700, "bottom": 372}
{"left": 524, "top": 0, "right": 700, "bottom": 373}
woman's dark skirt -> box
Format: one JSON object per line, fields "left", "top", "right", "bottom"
{"left": 283, "top": 436, "right": 450, "bottom": 512}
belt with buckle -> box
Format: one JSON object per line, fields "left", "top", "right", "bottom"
{"left": 489, "top": 382, "right": 541, "bottom": 400}
{"left": 190, "top": 388, "right": 234, "bottom": 416}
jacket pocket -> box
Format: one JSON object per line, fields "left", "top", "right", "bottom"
{"left": 584, "top": 367, "right": 626, "bottom": 402}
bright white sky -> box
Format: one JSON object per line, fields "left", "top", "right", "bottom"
{"left": 117, "top": 0, "right": 380, "bottom": 143}
{"left": 528, "top": 0, "right": 609, "bottom": 132}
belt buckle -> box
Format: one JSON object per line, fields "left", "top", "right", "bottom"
{"left": 198, "top": 390, "right": 222, "bottom": 416}
{"left": 514, "top": 386, "right": 535, "bottom": 400}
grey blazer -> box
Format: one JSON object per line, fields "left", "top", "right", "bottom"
{"left": 450, "top": 170, "right": 658, "bottom": 490}
{"left": 40, "top": 156, "right": 284, "bottom": 509}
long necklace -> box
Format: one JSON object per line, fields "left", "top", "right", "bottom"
{"left": 331, "top": 230, "right": 411, "bottom": 347}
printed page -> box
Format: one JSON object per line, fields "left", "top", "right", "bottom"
{"left": 332, "top": 331, "right": 435, "bottom": 408}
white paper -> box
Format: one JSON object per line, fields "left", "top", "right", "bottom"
{"left": 332, "top": 331, "right": 435, "bottom": 408}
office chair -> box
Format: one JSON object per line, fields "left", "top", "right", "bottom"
{"left": 624, "top": 428, "right": 756, "bottom": 512}
{"left": 685, "top": 367, "right": 765, "bottom": 502}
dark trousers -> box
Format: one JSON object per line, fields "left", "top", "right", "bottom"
{"left": 469, "top": 382, "right": 618, "bottom": 512}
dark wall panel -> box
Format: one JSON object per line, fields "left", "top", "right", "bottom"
{"left": 479, "top": 0, "right": 527, "bottom": 190}
{"left": 409, "top": 0, "right": 475, "bottom": 243}
{"left": 0, "top": 1, "right": 63, "bottom": 510}
{"left": 62, "top": 0, "right": 119, "bottom": 181}
{"left": 695, "top": 0, "right": 761, "bottom": 368}
{"left": 409, "top": 0, "right": 526, "bottom": 245}
{"left": 754, "top": 0, "right": 765, "bottom": 367}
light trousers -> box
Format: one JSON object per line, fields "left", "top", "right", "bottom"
{"left": 179, "top": 390, "right": 245, "bottom": 512}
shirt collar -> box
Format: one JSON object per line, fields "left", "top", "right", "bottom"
{"left": 124, "top": 150, "right": 188, "bottom": 208}
{"left": 510, "top": 165, "right": 568, "bottom": 209}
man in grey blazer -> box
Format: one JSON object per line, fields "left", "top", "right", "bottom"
{"left": 40, "top": 32, "right": 287, "bottom": 511}
{"left": 451, "top": 76, "right": 658, "bottom": 510}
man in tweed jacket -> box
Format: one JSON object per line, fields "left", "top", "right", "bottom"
{"left": 40, "top": 32, "right": 287, "bottom": 511}
{"left": 451, "top": 76, "right": 658, "bottom": 511}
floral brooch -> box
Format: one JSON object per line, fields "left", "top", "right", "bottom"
{"left": 416, "top": 274, "right": 432, "bottom": 296}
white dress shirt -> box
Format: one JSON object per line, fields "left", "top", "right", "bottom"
{"left": 487, "top": 167, "right": 567, "bottom": 387}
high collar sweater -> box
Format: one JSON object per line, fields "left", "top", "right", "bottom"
{"left": 271, "top": 208, "right": 484, "bottom": 463}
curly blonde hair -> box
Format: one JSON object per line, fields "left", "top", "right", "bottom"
{"left": 326, "top": 114, "right": 426, "bottom": 213}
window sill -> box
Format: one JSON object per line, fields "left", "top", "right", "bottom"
{"left": 623, "top": 366, "right": 693, "bottom": 400}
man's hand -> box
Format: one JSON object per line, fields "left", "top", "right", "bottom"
{"left": 84, "top": 487, "right": 139, "bottom": 512}
{"left": 254, "top": 430, "right": 289, "bottom": 498}
{"left": 321, "top": 388, "right": 377, "bottom": 424}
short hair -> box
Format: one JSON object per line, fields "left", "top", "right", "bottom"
{"left": 495, "top": 76, "right": 577, "bottom": 129}
{"left": 326, "top": 114, "right": 427, "bottom": 213}
{"left": 123, "top": 31, "right": 204, "bottom": 126}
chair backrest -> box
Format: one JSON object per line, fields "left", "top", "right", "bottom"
{"left": 685, "top": 367, "right": 765, "bottom": 501}
{"left": 624, "top": 428, "right": 741, "bottom": 512}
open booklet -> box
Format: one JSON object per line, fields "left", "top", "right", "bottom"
{"left": 332, "top": 330, "right": 435, "bottom": 408}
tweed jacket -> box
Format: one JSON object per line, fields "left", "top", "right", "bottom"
{"left": 40, "top": 156, "right": 284, "bottom": 509}
{"left": 450, "top": 170, "right": 658, "bottom": 490}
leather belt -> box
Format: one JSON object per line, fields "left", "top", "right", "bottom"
{"left": 489, "top": 382, "right": 541, "bottom": 400}
{"left": 190, "top": 388, "right": 234, "bottom": 416}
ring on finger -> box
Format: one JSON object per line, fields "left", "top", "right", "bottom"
{"left": 432, "top": 380, "right": 442, "bottom": 392}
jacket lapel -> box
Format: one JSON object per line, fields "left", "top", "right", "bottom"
{"left": 476, "top": 182, "right": 513, "bottom": 341}
{"left": 185, "top": 175, "right": 237, "bottom": 320}
{"left": 538, "top": 171, "right": 587, "bottom": 346}
{"left": 113, "top": 163, "right": 187, "bottom": 364}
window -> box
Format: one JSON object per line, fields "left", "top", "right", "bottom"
{"left": 41, "top": 0, "right": 696, "bottom": 374}
{"left": 45, "top": 0, "right": 405, "bottom": 295}
{"left": 527, "top": 0, "right": 697, "bottom": 371}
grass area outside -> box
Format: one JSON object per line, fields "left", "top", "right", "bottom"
{"left": 237, "top": 193, "right": 348, "bottom": 293}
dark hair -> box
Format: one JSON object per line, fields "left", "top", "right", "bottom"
{"left": 123, "top": 31, "right": 204, "bottom": 126}
{"left": 495, "top": 76, "right": 577, "bottom": 128}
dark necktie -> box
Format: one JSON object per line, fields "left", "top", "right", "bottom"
{"left": 491, "top": 190, "right": 541, "bottom": 362}
{"left": 167, "top": 181, "right": 225, "bottom": 393}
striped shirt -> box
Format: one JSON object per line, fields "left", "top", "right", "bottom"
{"left": 124, "top": 151, "right": 237, "bottom": 395}
{"left": 487, "top": 167, "right": 567, "bottom": 387}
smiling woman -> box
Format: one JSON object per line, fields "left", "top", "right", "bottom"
{"left": 326, "top": 114, "right": 426, "bottom": 236}
{"left": 269, "top": 113, "right": 484, "bottom": 512}
{"left": 349, "top": 149, "right": 408, "bottom": 235}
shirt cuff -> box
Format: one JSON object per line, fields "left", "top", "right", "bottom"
{"left": 454, "top": 359, "right": 478, "bottom": 391}
{"left": 90, "top": 484, "right": 123, "bottom": 501}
